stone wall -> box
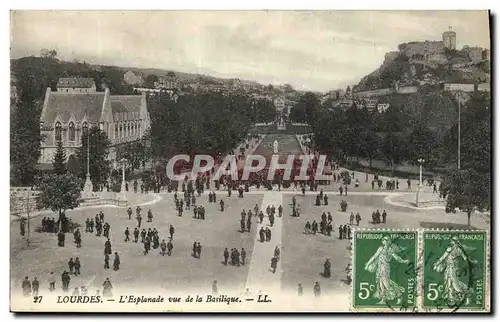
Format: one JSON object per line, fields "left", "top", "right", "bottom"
{"left": 10, "top": 188, "right": 41, "bottom": 216}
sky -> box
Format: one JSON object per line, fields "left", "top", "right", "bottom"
{"left": 10, "top": 10, "right": 490, "bottom": 92}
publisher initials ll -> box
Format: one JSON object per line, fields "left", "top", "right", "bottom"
{"left": 257, "top": 295, "right": 271, "bottom": 303}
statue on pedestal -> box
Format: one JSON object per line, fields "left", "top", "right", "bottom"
{"left": 273, "top": 140, "right": 279, "bottom": 154}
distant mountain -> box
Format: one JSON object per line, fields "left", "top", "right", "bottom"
{"left": 353, "top": 45, "right": 490, "bottom": 93}
{"left": 116, "top": 65, "right": 262, "bottom": 87}
{"left": 10, "top": 55, "right": 271, "bottom": 94}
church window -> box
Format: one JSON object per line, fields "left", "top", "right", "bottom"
{"left": 55, "top": 122, "right": 62, "bottom": 142}
{"left": 68, "top": 122, "right": 75, "bottom": 141}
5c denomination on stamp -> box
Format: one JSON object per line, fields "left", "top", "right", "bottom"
{"left": 422, "top": 230, "right": 488, "bottom": 311}
{"left": 351, "top": 229, "right": 418, "bottom": 311}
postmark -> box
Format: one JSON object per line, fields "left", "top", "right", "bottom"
{"left": 421, "top": 230, "right": 488, "bottom": 312}
{"left": 351, "top": 229, "right": 418, "bottom": 311}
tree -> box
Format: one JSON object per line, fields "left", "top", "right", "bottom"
{"left": 148, "top": 91, "right": 253, "bottom": 160}
{"left": 359, "top": 131, "right": 381, "bottom": 167}
{"left": 252, "top": 99, "right": 277, "bottom": 123}
{"left": 290, "top": 92, "right": 320, "bottom": 124}
{"left": 10, "top": 69, "right": 44, "bottom": 186}
{"left": 52, "top": 140, "right": 67, "bottom": 175}
{"left": 440, "top": 168, "right": 490, "bottom": 227}
{"left": 36, "top": 173, "right": 82, "bottom": 231}
{"left": 381, "top": 132, "right": 406, "bottom": 175}
{"left": 406, "top": 124, "right": 439, "bottom": 168}
{"left": 66, "top": 155, "right": 80, "bottom": 176}
{"left": 145, "top": 74, "right": 159, "bottom": 88}
{"left": 76, "top": 126, "right": 111, "bottom": 189}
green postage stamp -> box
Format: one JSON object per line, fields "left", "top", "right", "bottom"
{"left": 352, "top": 229, "right": 418, "bottom": 311}
{"left": 422, "top": 230, "right": 488, "bottom": 311}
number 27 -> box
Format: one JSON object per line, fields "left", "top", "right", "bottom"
{"left": 33, "top": 296, "right": 43, "bottom": 303}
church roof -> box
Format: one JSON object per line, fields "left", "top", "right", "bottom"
{"left": 57, "top": 77, "right": 95, "bottom": 89}
{"left": 110, "top": 95, "right": 142, "bottom": 113}
{"left": 110, "top": 95, "right": 143, "bottom": 122}
{"left": 41, "top": 92, "right": 106, "bottom": 124}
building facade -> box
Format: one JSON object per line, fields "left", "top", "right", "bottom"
{"left": 123, "top": 70, "right": 144, "bottom": 86}
{"left": 56, "top": 77, "right": 97, "bottom": 93}
{"left": 155, "top": 75, "right": 178, "bottom": 90}
{"left": 442, "top": 28, "right": 457, "bottom": 50}
{"left": 39, "top": 78, "right": 151, "bottom": 167}
{"left": 442, "top": 83, "right": 475, "bottom": 92}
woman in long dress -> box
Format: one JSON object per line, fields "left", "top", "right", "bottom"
{"left": 432, "top": 236, "right": 476, "bottom": 306}
{"left": 364, "top": 235, "right": 410, "bottom": 304}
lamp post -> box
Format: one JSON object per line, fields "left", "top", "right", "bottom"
{"left": 416, "top": 158, "right": 425, "bottom": 206}
{"left": 118, "top": 158, "right": 128, "bottom": 206}
{"left": 26, "top": 189, "right": 31, "bottom": 247}
{"left": 458, "top": 94, "right": 461, "bottom": 170}
{"left": 82, "top": 127, "right": 93, "bottom": 199}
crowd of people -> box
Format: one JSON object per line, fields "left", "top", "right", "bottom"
{"left": 223, "top": 247, "right": 247, "bottom": 266}
{"left": 371, "top": 209, "right": 388, "bottom": 224}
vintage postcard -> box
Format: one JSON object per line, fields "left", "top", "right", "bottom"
{"left": 9, "top": 10, "right": 491, "bottom": 313}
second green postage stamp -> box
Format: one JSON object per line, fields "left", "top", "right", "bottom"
{"left": 352, "top": 229, "right": 418, "bottom": 311}
{"left": 422, "top": 230, "right": 488, "bottom": 311}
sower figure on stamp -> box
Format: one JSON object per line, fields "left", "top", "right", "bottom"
{"left": 432, "top": 236, "right": 477, "bottom": 306}
{"left": 364, "top": 235, "right": 409, "bottom": 305}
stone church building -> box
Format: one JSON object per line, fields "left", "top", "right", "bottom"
{"left": 39, "top": 77, "right": 151, "bottom": 168}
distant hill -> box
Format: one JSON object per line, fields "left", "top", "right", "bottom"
{"left": 10, "top": 55, "right": 271, "bottom": 99}
{"left": 118, "top": 66, "right": 262, "bottom": 87}
{"left": 353, "top": 47, "right": 490, "bottom": 93}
